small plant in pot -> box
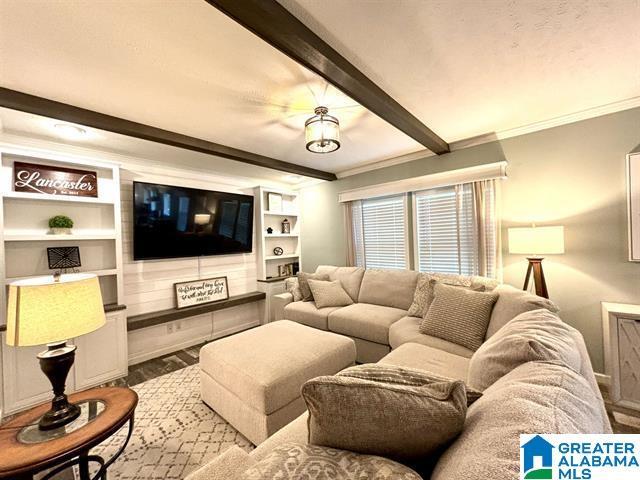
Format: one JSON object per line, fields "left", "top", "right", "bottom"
{"left": 49, "top": 215, "right": 74, "bottom": 235}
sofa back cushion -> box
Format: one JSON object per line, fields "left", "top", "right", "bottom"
{"left": 316, "top": 265, "right": 366, "bottom": 302}
{"left": 358, "top": 269, "right": 419, "bottom": 310}
{"left": 433, "top": 360, "right": 611, "bottom": 480}
{"left": 486, "top": 284, "right": 559, "bottom": 339}
{"left": 468, "top": 309, "right": 582, "bottom": 391}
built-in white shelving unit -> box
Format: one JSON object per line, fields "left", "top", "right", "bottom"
{"left": 0, "top": 147, "right": 128, "bottom": 417}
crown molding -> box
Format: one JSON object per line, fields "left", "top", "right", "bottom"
{"left": 336, "top": 96, "right": 640, "bottom": 179}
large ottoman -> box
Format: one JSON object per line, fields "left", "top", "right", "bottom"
{"left": 199, "top": 320, "right": 356, "bottom": 445}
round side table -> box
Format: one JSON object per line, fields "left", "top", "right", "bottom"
{"left": 0, "top": 387, "right": 138, "bottom": 480}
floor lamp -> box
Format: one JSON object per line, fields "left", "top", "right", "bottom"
{"left": 508, "top": 225, "right": 565, "bottom": 299}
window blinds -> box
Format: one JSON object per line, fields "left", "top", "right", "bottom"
{"left": 352, "top": 195, "right": 407, "bottom": 270}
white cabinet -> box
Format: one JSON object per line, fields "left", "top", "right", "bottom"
{"left": 257, "top": 278, "right": 287, "bottom": 323}
{"left": 602, "top": 302, "right": 640, "bottom": 410}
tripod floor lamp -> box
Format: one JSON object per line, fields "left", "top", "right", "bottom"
{"left": 508, "top": 225, "right": 565, "bottom": 299}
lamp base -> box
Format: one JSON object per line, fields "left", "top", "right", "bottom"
{"left": 37, "top": 342, "right": 80, "bottom": 431}
{"left": 523, "top": 257, "right": 549, "bottom": 299}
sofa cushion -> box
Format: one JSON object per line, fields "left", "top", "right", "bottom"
{"left": 186, "top": 445, "right": 255, "bottom": 480}
{"left": 468, "top": 309, "right": 582, "bottom": 391}
{"left": 328, "top": 303, "right": 407, "bottom": 344}
{"left": 432, "top": 361, "right": 612, "bottom": 480}
{"left": 243, "top": 443, "right": 422, "bottom": 480}
{"left": 486, "top": 284, "right": 559, "bottom": 339}
{"left": 420, "top": 283, "right": 499, "bottom": 351}
{"left": 302, "top": 366, "right": 467, "bottom": 461}
{"left": 283, "top": 277, "right": 303, "bottom": 302}
{"left": 283, "top": 301, "right": 341, "bottom": 330}
{"left": 297, "top": 272, "right": 330, "bottom": 301}
{"left": 389, "top": 316, "right": 475, "bottom": 358}
{"left": 358, "top": 269, "right": 419, "bottom": 310}
{"left": 380, "top": 342, "right": 470, "bottom": 381}
{"left": 307, "top": 279, "right": 354, "bottom": 308}
{"left": 316, "top": 265, "right": 366, "bottom": 302}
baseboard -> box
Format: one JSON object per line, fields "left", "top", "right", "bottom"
{"left": 595, "top": 373, "right": 611, "bottom": 387}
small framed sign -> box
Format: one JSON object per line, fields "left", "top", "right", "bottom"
{"left": 174, "top": 276, "right": 229, "bottom": 309}
{"left": 13, "top": 161, "right": 98, "bottom": 197}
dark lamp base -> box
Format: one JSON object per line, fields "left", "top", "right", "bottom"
{"left": 36, "top": 341, "right": 80, "bottom": 431}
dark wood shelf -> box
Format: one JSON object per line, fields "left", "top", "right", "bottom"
{"left": 257, "top": 276, "right": 293, "bottom": 283}
{"left": 127, "top": 291, "right": 265, "bottom": 331}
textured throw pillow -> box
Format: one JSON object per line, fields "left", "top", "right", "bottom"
{"left": 297, "top": 272, "right": 330, "bottom": 302}
{"left": 242, "top": 443, "right": 422, "bottom": 480}
{"left": 307, "top": 279, "right": 354, "bottom": 309}
{"left": 408, "top": 276, "right": 486, "bottom": 318}
{"left": 420, "top": 282, "right": 498, "bottom": 351}
{"left": 302, "top": 365, "right": 467, "bottom": 460}
{"left": 283, "top": 277, "right": 303, "bottom": 302}
{"left": 467, "top": 308, "right": 582, "bottom": 391}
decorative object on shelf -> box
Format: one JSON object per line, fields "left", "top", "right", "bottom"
{"left": 174, "top": 276, "right": 229, "bottom": 309}
{"left": 281, "top": 218, "right": 291, "bottom": 234}
{"left": 5, "top": 273, "right": 106, "bottom": 430}
{"left": 48, "top": 214, "right": 74, "bottom": 234}
{"left": 305, "top": 106, "right": 340, "bottom": 153}
{"left": 47, "top": 246, "right": 81, "bottom": 271}
{"left": 268, "top": 192, "right": 282, "bottom": 212}
{"left": 273, "top": 246, "right": 284, "bottom": 256}
{"left": 292, "top": 262, "right": 300, "bottom": 275}
{"left": 508, "top": 225, "right": 565, "bottom": 299}
{"left": 13, "top": 161, "right": 98, "bottom": 198}
{"left": 266, "top": 227, "right": 274, "bottom": 234}
{"left": 278, "top": 264, "right": 293, "bottom": 277}
{"left": 627, "top": 153, "right": 640, "bottom": 261}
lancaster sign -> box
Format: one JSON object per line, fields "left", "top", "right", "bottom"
{"left": 13, "top": 162, "right": 98, "bottom": 197}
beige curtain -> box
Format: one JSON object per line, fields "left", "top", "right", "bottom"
{"left": 343, "top": 201, "right": 356, "bottom": 267}
{"left": 472, "top": 179, "right": 501, "bottom": 279}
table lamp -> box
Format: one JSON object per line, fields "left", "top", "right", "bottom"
{"left": 508, "top": 225, "right": 565, "bottom": 299}
{"left": 5, "top": 273, "right": 105, "bottom": 430}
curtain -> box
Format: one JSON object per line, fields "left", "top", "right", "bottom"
{"left": 343, "top": 201, "right": 357, "bottom": 266}
{"left": 472, "top": 179, "right": 500, "bottom": 279}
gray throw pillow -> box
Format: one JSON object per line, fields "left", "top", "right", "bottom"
{"left": 408, "top": 276, "right": 486, "bottom": 318}
{"left": 283, "top": 277, "right": 303, "bottom": 302}
{"left": 467, "top": 308, "right": 582, "bottom": 391}
{"left": 297, "top": 272, "right": 330, "bottom": 302}
{"left": 302, "top": 364, "right": 467, "bottom": 461}
{"left": 242, "top": 443, "right": 422, "bottom": 480}
{"left": 307, "top": 279, "right": 354, "bottom": 308}
{"left": 420, "top": 282, "right": 498, "bottom": 351}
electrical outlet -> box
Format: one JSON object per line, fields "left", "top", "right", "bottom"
{"left": 175, "top": 321, "right": 182, "bottom": 331}
{"left": 167, "top": 324, "right": 174, "bottom": 334}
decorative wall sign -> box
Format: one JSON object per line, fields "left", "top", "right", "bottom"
{"left": 267, "top": 193, "right": 282, "bottom": 212}
{"left": 13, "top": 162, "right": 99, "bottom": 197}
{"left": 47, "top": 246, "right": 82, "bottom": 269}
{"left": 174, "top": 276, "right": 229, "bottom": 309}
{"left": 273, "top": 246, "right": 284, "bottom": 256}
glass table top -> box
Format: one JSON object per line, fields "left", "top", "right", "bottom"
{"left": 18, "top": 400, "right": 106, "bottom": 444}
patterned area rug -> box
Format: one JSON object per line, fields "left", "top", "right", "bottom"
{"left": 91, "top": 365, "right": 253, "bottom": 479}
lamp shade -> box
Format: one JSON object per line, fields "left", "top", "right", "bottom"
{"left": 6, "top": 273, "right": 105, "bottom": 347}
{"left": 508, "top": 226, "right": 565, "bottom": 256}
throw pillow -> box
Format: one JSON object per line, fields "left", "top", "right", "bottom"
{"left": 297, "top": 272, "right": 330, "bottom": 302}
{"left": 486, "top": 284, "right": 559, "bottom": 338}
{"left": 283, "top": 277, "right": 303, "bottom": 302}
{"left": 242, "top": 443, "right": 422, "bottom": 480}
{"left": 302, "top": 365, "right": 467, "bottom": 461}
{"left": 467, "top": 308, "right": 582, "bottom": 391}
{"left": 408, "top": 276, "right": 486, "bottom": 318}
{"left": 307, "top": 279, "right": 354, "bottom": 308}
{"left": 420, "top": 282, "right": 498, "bottom": 351}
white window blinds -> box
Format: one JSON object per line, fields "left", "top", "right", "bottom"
{"left": 351, "top": 195, "right": 407, "bottom": 270}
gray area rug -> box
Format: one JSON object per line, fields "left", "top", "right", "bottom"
{"left": 91, "top": 364, "right": 253, "bottom": 479}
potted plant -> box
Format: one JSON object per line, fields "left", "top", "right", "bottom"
{"left": 49, "top": 215, "right": 74, "bottom": 235}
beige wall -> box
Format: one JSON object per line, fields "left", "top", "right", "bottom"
{"left": 299, "top": 107, "right": 640, "bottom": 373}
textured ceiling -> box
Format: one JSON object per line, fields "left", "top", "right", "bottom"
{"left": 1, "top": 0, "right": 638, "bottom": 176}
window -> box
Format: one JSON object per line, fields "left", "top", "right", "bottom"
{"left": 351, "top": 195, "right": 407, "bottom": 270}
{"left": 414, "top": 181, "right": 497, "bottom": 277}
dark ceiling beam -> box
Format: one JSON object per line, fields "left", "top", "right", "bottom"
{"left": 0, "top": 88, "right": 337, "bottom": 182}
{"left": 206, "top": 0, "right": 450, "bottom": 155}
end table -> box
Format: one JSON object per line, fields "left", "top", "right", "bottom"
{"left": 0, "top": 387, "right": 137, "bottom": 480}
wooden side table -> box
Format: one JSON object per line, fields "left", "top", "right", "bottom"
{"left": 0, "top": 387, "right": 138, "bottom": 480}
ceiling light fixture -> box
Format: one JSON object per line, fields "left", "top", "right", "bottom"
{"left": 305, "top": 106, "right": 340, "bottom": 154}
{"left": 54, "top": 123, "right": 87, "bottom": 140}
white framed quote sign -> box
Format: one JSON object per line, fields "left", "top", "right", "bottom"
{"left": 628, "top": 154, "right": 640, "bottom": 261}
{"left": 174, "top": 276, "right": 229, "bottom": 309}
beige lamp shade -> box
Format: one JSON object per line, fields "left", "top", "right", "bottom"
{"left": 5, "top": 273, "right": 105, "bottom": 347}
{"left": 508, "top": 226, "right": 565, "bottom": 256}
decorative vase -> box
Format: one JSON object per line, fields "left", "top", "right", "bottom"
{"left": 51, "top": 228, "right": 72, "bottom": 235}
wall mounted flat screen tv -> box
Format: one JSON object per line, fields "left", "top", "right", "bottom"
{"left": 133, "top": 181, "right": 254, "bottom": 260}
